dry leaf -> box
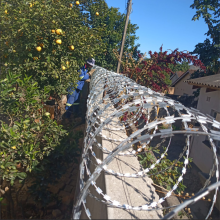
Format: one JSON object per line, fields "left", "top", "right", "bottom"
{"left": 5, "top": 186, "right": 9, "bottom": 192}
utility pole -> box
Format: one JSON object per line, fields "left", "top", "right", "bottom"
{"left": 117, "top": 0, "right": 132, "bottom": 73}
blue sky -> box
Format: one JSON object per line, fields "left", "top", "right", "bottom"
{"left": 105, "top": 0, "right": 209, "bottom": 57}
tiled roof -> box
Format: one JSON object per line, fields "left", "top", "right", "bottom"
{"left": 171, "top": 69, "right": 195, "bottom": 87}
{"left": 184, "top": 74, "right": 220, "bottom": 89}
{"left": 170, "top": 71, "right": 184, "bottom": 80}
{"left": 175, "top": 71, "right": 184, "bottom": 78}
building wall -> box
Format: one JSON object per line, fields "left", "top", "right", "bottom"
{"left": 190, "top": 87, "right": 220, "bottom": 174}
{"left": 197, "top": 87, "right": 220, "bottom": 115}
{"left": 190, "top": 135, "right": 220, "bottom": 174}
{"left": 174, "top": 74, "right": 195, "bottom": 96}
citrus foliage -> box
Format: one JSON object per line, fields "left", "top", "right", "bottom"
{"left": 0, "top": 0, "right": 104, "bottom": 177}
{"left": 0, "top": 0, "right": 106, "bottom": 210}
{"left": 0, "top": 71, "right": 67, "bottom": 182}
{"left": 0, "top": 0, "right": 105, "bottom": 96}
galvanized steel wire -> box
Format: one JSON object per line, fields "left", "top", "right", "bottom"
{"left": 72, "top": 65, "right": 220, "bottom": 219}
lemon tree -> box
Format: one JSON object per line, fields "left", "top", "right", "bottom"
{"left": 0, "top": 0, "right": 105, "bottom": 96}
{"left": 0, "top": 0, "right": 106, "bottom": 213}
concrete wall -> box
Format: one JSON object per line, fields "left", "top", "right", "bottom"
{"left": 197, "top": 88, "right": 220, "bottom": 115}
{"left": 174, "top": 74, "right": 195, "bottom": 96}
{"left": 188, "top": 87, "right": 220, "bottom": 211}
{"left": 190, "top": 135, "right": 220, "bottom": 174}
{"left": 190, "top": 87, "right": 220, "bottom": 174}
{"left": 74, "top": 81, "right": 163, "bottom": 219}
{"left": 73, "top": 81, "right": 108, "bottom": 219}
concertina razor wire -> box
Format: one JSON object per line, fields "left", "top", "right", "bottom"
{"left": 72, "top": 65, "right": 220, "bottom": 219}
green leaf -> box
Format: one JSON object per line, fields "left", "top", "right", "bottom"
{"left": 168, "top": 176, "right": 174, "bottom": 183}
{"left": 10, "top": 179, "right": 15, "bottom": 185}
{"left": 17, "top": 172, "right": 27, "bottom": 180}
{"left": 14, "top": 121, "right": 21, "bottom": 126}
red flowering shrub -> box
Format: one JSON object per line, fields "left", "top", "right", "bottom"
{"left": 114, "top": 46, "right": 206, "bottom": 92}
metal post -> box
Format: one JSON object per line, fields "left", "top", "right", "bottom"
{"left": 116, "top": 0, "right": 132, "bottom": 73}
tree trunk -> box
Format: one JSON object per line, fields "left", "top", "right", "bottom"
{"left": 57, "top": 95, "right": 67, "bottom": 120}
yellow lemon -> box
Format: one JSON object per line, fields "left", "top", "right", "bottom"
{"left": 36, "top": 46, "right": 42, "bottom": 52}
{"left": 56, "top": 39, "right": 62, "bottom": 44}
{"left": 51, "top": 29, "right": 55, "bottom": 33}
{"left": 69, "top": 3, "right": 73, "bottom": 7}
{"left": 55, "top": 29, "right": 62, "bottom": 35}
{"left": 61, "top": 66, "right": 66, "bottom": 71}
{"left": 13, "top": 50, "right": 16, "bottom": 53}
{"left": 30, "top": 3, "right": 33, "bottom": 7}
{"left": 5, "top": 10, "right": 8, "bottom": 14}
{"left": 95, "top": 12, "right": 99, "bottom": 16}
{"left": 76, "top": 1, "right": 80, "bottom": 5}
{"left": 66, "top": 61, "right": 70, "bottom": 65}
{"left": 69, "top": 45, "right": 74, "bottom": 50}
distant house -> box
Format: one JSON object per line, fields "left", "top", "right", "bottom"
{"left": 170, "top": 71, "right": 184, "bottom": 85}
{"left": 167, "top": 71, "right": 184, "bottom": 94}
{"left": 170, "top": 66, "right": 200, "bottom": 96}
{"left": 185, "top": 74, "right": 220, "bottom": 174}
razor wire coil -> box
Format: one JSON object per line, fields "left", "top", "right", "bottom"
{"left": 73, "top": 65, "right": 220, "bottom": 220}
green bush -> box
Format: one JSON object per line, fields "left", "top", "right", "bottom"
{"left": 139, "top": 146, "right": 193, "bottom": 194}
{"left": 0, "top": 72, "right": 68, "bottom": 185}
